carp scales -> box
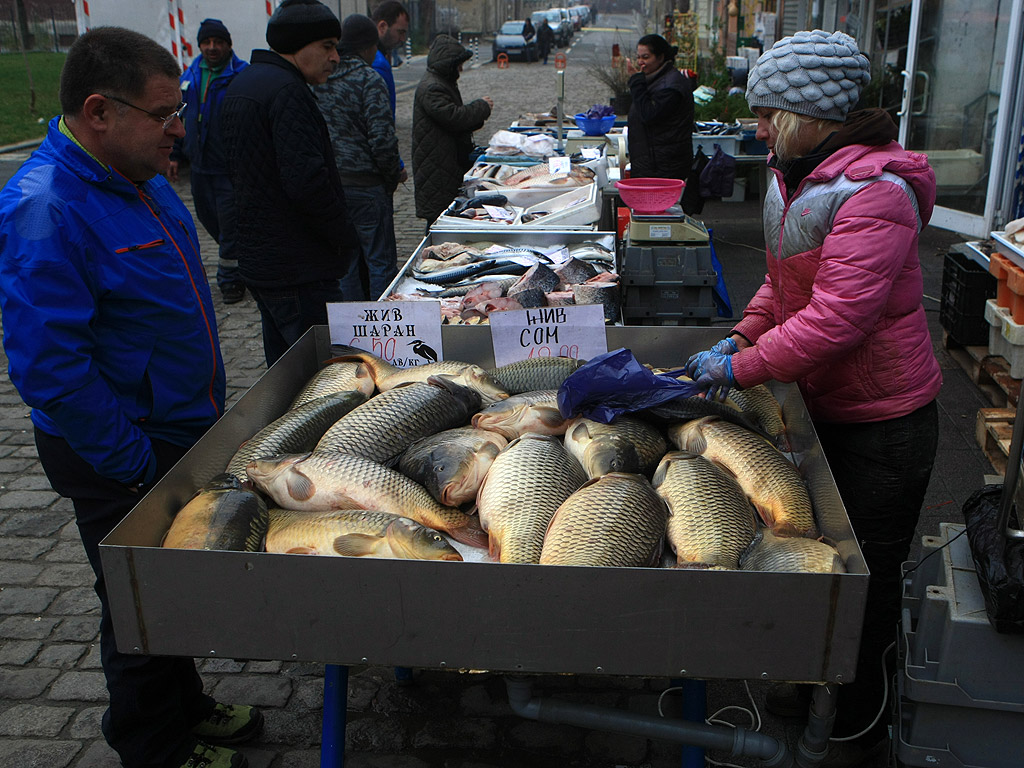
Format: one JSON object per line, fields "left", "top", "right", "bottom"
{"left": 564, "top": 416, "right": 667, "bottom": 478}
{"left": 669, "top": 416, "right": 816, "bottom": 537}
{"left": 289, "top": 361, "right": 376, "bottom": 409}
{"left": 739, "top": 529, "right": 845, "bottom": 574}
{"left": 224, "top": 390, "right": 368, "bottom": 479}
{"left": 471, "top": 390, "right": 567, "bottom": 440}
{"left": 330, "top": 344, "right": 508, "bottom": 405}
{"left": 266, "top": 508, "right": 462, "bottom": 561}
{"left": 476, "top": 434, "right": 587, "bottom": 563}
{"left": 727, "top": 385, "right": 787, "bottom": 446}
{"left": 162, "top": 474, "right": 268, "bottom": 551}
{"left": 315, "top": 378, "right": 479, "bottom": 464}
{"left": 398, "top": 426, "right": 508, "bottom": 507}
{"left": 652, "top": 451, "right": 757, "bottom": 569}
{"left": 246, "top": 452, "right": 487, "bottom": 548}
{"left": 539, "top": 473, "right": 668, "bottom": 567}
{"left": 487, "top": 356, "right": 586, "bottom": 395}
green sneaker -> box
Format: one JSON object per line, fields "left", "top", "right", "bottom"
{"left": 191, "top": 703, "right": 264, "bottom": 746}
{"left": 174, "top": 740, "right": 248, "bottom": 768}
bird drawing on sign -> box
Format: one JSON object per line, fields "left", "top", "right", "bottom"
{"left": 410, "top": 339, "right": 438, "bottom": 363}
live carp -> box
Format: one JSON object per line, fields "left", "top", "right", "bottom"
{"left": 487, "top": 356, "right": 586, "bottom": 395}
{"left": 266, "top": 508, "right": 462, "bottom": 561}
{"left": 398, "top": 426, "right": 508, "bottom": 507}
{"left": 471, "top": 390, "right": 567, "bottom": 440}
{"left": 289, "top": 361, "right": 376, "bottom": 409}
{"left": 564, "top": 416, "right": 667, "bottom": 478}
{"left": 739, "top": 529, "right": 845, "bottom": 574}
{"left": 162, "top": 474, "right": 268, "bottom": 552}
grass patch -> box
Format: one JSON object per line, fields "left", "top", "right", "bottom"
{"left": 0, "top": 52, "right": 65, "bottom": 145}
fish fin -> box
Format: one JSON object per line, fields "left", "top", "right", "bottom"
{"left": 535, "top": 405, "right": 567, "bottom": 428}
{"left": 488, "top": 532, "right": 501, "bottom": 560}
{"left": 449, "top": 519, "right": 489, "bottom": 549}
{"left": 752, "top": 500, "right": 776, "bottom": 529}
{"left": 333, "top": 534, "right": 383, "bottom": 557}
{"left": 285, "top": 546, "right": 317, "bottom": 555}
{"left": 285, "top": 469, "right": 316, "bottom": 501}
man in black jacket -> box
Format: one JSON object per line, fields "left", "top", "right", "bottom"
{"left": 221, "top": 0, "right": 354, "bottom": 366}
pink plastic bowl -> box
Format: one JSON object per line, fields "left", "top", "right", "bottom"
{"left": 614, "top": 178, "right": 684, "bottom": 214}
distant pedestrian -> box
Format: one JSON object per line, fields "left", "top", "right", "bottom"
{"left": 412, "top": 34, "right": 493, "bottom": 227}
{"left": 316, "top": 13, "right": 401, "bottom": 300}
{"left": 0, "top": 26, "right": 260, "bottom": 768}
{"left": 221, "top": 0, "right": 356, "bottom": 366}
{"left": 537, "top": 17, "right": 555, "bottom": 64}
{"left": 169, "top": 18, "right": 248, "bottom": 305}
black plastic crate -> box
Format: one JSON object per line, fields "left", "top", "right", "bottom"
{"left": 939, "top": 250, "right": 995, "bottom": 347}
{"left": 621, "top": 240, "right": 716, "bottom": 287}
{"left": 623, "top": 284, "right": 715, "bottom": 326}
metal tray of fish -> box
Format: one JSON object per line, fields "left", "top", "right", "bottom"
{"left": 100, "top": 325, "right": 868, "bottom": 683}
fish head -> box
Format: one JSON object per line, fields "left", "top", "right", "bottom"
{"left": 426, "top": 374, "right": 483, "bottom": 418}
{"left": 582, "top": 434, "right": 640, "bottom": 478}
{"left": 245, "top": 453, "right": 313, "bottom": 495}
{"left": 461, "top": 365, "right": 509, "bottom": 406}
{"left": 473, "top": 401, "right": 564, "bottom": 440}
{"left": 387, "top": 518, "right": 464, "bottom": 561}
{"left": 437, "top": 440, "right": 503, "bottom": 507}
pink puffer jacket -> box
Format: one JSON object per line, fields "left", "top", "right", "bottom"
{"left": 730, "top": 141, "right": 942, "bottom": 423}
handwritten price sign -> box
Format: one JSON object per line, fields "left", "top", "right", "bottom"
{"left": 327, "top": 301, "right": 444, "bottom": 368}
{"left": 489, "top": 304, "right": 607, "bottom": 368}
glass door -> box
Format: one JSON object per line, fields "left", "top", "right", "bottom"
{"left": 870, "top": 0, "right": 1023, "bottom": 238}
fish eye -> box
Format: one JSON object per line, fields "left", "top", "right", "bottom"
{"left": 434, "top": 463, "right": 445, "bottom": 472}
{"left": 432, "top": 534, "right": 443, "bottom": 542}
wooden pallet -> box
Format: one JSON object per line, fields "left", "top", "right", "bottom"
{"left": 943, "top": 330, "right": 1021, "bottom": 408}
{"left": 976, "top": 407, "right": 1015, "bottom": 474}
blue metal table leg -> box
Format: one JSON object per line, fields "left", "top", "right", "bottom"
{"left": 671, "top": 678, "right": 707, "bottom": 768}
{"left": 321, "top": 664, "right": 348, "bottom": 768}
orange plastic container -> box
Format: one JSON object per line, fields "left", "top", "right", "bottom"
{"left": 617, "top": 207, "right": 630, "bottom": 240}
{"left": 989, "top": 253, "right": 1013, "bottom": 308}
{"left": 1006, "top": 260, "right": 1024, "bottom": 324}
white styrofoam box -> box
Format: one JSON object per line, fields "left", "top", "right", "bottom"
{"left": 924, "top": 148, "right": 984, "bottom": 188}
{"left": 432, "top": 204, "right": 525, "bottom": 229}
{"left": 518, "top": 183, "right": 600, "bottom": 228}
{"left": 692, "top": 134, "right": 740, "bottom": 156}
{"left": 723, "top": 177, "right": 746, "bottom": 203}
{"left": 984, "top": 299, "right": 1024, "bottom": 376}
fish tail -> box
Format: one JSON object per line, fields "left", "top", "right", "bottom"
{"left": 449, "top": 520, "right": 489, "bottom": 549}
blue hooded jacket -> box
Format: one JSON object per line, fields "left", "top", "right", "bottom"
{"left": 0, "top": 118, "right": 225, "bottom": 485}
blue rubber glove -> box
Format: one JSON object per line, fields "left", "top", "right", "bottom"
{"left": 684, "top": 336, "right": 739, "bottom": 379}
{"left": 693, "top": 352, "right": 735, "bottom": 402}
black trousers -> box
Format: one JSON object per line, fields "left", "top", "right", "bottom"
{"left": 814, "top": 399, "right": 939, "bottom": 739}
{"left": 35, "top": 428, "right": 214, "bottom": 768}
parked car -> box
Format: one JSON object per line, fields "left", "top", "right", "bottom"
{"left": 492, "top": 20, "right": 538, "bottom": 62}
{"left": 567, "top": 7, "right": 584, "bottom": 30}
{"left": 554, "top": 8, "right": 574, "bottom": 38}
{"left": 572, "top": 5, "right": 591, "bottom": 25}
{"left": 531, "top": 9, "right": 570, "bottom": 47}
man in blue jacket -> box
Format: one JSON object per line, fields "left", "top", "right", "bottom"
{"left": 0, "top": 27, "right": 259, "bottom": 768}
{"left": 168, "top": 18, "right": 248, "bottom": 304}
{"left": 372, "top": 0, "right": 409, "bottom": 184}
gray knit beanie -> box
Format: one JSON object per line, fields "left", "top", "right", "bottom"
{"left": 266, "top": 0, "right": 341, "bottom": 54}
{"left": 746, "top": 29, "right": 870, "bottom": 122}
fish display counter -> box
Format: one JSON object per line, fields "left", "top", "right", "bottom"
{"left": 381, "top": 229, "right": 622, "bottom": 325}
{"left": 100, "top": 325, "right": 868, "bottom": 684}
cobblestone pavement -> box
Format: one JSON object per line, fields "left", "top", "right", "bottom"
{"left": 0, "top": 14, "right": 994, "bottom": 768}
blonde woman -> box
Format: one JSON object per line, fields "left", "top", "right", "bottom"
{"left": 686, "top": 30, "right": 940, "bottom": 767}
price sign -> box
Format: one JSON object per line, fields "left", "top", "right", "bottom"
{"left": 580, "top": 147, "right": 602, "bottom": 160}
{"left": 548, "top": 156, "right": 571, "bottom": 175}
{"left": 327, "top": 301, "right": 444, "bottom": 368}
{"left": 489, "top": 304, "right": 607, "bottom": 368}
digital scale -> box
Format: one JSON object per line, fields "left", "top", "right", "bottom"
{"left": 627, "top": 205, "right": 709, "bottom": 244}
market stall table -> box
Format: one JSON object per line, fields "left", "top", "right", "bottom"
{"left": 99, "top": 325, "right": 869, "bottom": 766}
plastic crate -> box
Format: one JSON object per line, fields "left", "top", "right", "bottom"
{"left": 692, "top": 135, "right": 739, "bottom": 156}
{"left": 622, "top": 285, "right": 715, "bottom": 325}
{"left": 900, "top": 523, "right": 1024, "bottom": 709}
{"left": 620, "top": 240, "right": 715, "bottom": 287}
{"left": 984, "top": 300, "right": 1024, "bottom": 377}
{"left": 939, "top": 250, "right": 995, "bottom": 346}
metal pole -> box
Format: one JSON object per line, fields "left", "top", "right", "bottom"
{"left": 320, "top": 664, "right": 349, "bottom": 768}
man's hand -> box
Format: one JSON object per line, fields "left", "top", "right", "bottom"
{"left": 398, "top": 168, "right": 409, "bottom": 184}
{"left": 625, "top": 57, "right": 638, "bottom": 76}
{"left": 167, "top": 160, "right": 179, "bottom": 183}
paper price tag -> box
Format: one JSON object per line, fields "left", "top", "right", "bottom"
{"left": 580, "top": 147, "right": 602, "bottom": 160}
{"left": 489, "top": 304, "right": 608, "bottom": 368}
{"left": 482, "top": 204, "right": 515, "bottom": 221}
{"left": 327, "top": 301, "right": 444, "bottom": 368}
{"left": 548, "top": 156, "right": 571, "bottom": 175}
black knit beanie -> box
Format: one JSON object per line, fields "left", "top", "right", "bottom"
{"left": 266, "top": 0, "right": 342, "bottom": 54}
{"left": 197, "top": 18, "right": 231, "bottom": 45}
{"left": 337, "top": 14, "right": 379, "bottom": 55}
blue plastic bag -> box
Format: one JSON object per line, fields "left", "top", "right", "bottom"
{"left": 557, "top": 348, "right": 701, "bottom": 423}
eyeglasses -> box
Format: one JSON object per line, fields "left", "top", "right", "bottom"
{"left": 103, "top": 94, "right": 187, "bottom": 130}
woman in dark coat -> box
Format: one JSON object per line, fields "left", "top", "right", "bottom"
{"left": 411, "top": 34, "right": 493, "bottom": 226}
{"left": 625, "top": 34, "right": 694, "bottom": 181}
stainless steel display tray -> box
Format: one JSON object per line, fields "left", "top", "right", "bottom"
{"left": 100, "top": 325, "right": 868, "bottom": 683}
{"left": 381, "top": 229, "right": 617, "bottom": 301}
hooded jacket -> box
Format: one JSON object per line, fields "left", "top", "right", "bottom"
{"left": 171, "top": 51, "right": 248, "bottom": 175}
{"left": 412, "top": 35, "right": 491, "bottom": 222}
{"left": 221, "top": 49, "right": 354, "bottom": 287}
{"left": 730, "top": 110, "right": 942, "bottom": 423}
{"left": 627, "top": 62, "right": 694, "bottom": 180}
{"left": 315, "top": 54, "right": 401, "bottom": 191}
